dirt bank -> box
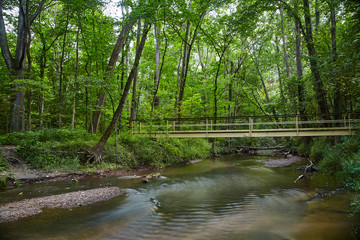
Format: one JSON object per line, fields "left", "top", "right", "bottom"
{"left": 265, "top": 155, "right": 306, "bottom": 167}
{"left": 0, "top": 187, "right": 123, "bottom": 223}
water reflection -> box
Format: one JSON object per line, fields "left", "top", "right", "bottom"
{"left": 0, "top": 155, "right": 359, "bottom": 240}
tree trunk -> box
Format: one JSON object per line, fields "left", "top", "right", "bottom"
{"left": 197, "top": 42, "right": 209, "bottom": 115}
{"left": 25, "top": 31, "right": 32, "bottom": 131}
{"left": 329, "top": 2, "right": 341, "bottom": 119}
{"left": 174, "top": 41, "right": 183, "bottom": 110}
{"left": 295, "top": 3, "right": 305, "bottom": 116}
{"left": 280, "top": 8, "right": 290, "bottom": 78}
{"left": 151, "top": 23, "right": 163, "bottom": 110}
{"left": 176, "top": 18, "right": 191, "bottom": 120}
{"left": 11, "top": 80, "right": 25, "bottom": 132}
{"left": 315, "top": 0, "right": 320, "bottom": 33}
{"left": 92, "top": 22, "right": 151, "bottom": 159}
{"left": 2, "top": 0, "right": 46, "bottom": 132}
{"left": 130, "top": 19, "right": 141, "bottom": 128}
{"left": 295, "top": 0, "right": 310, "bottom": 145}
{"left": 274, "top": 36, "right": 286, "bottom": 108}
{"left": 303, "top": 0, "right": 329, "bottom": 116}
{"left": 71, "top": 25, "right": 80, "bottom": 131}
{"left": 39, "top": 43, "right": 46, "bottom": 129}
{"left": 59, "top": 7, "right": 70, "bottom": 128}
{"left": 154, "top": 24, "right": 161, "bottom": 92}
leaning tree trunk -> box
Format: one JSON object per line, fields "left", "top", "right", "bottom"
{"left": 92, "top": 22, "right": 151, "bottom": 160}
{"left": 91, "top": 17, "right": 136, "bottom": 133}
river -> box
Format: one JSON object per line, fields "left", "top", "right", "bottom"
{"left": 0, "top": 154, "right": 359, "bottom": 239}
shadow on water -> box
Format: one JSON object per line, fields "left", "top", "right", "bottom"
{"left": 0, "top": 154, "right": 359, "bottom": 240}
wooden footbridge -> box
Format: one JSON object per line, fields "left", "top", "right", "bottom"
{"left": 131, "top": 114, "right": 359, "bottom": 138}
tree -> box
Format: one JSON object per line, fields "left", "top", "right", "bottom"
{"left": 93, "top": 20, "right": 152, "bottom": 159}
{"left": 0, "top": 0, "right": 46, "bottom": 132}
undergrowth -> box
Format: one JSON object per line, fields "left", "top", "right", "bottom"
{"left": 0, "top": 129, "right": 213, "bottom": 171}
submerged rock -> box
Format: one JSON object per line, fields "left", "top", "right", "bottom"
{"left": 142, "top": 172, "right": 161, "bottom": 183}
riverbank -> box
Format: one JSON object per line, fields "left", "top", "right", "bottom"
{"left": 0, "top": 145, "right": 160, "bottom": 188}
{"left": 0, "top": 187, "right": 123, "bottom": 223}
{"left": 0, "top": 129, "right": 216, "bottom": 188}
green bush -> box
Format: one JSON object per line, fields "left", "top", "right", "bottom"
{"left": 318, "top": 135, "right": 360, "bottom": 178}
{"left": 102, "top": 144, "right": 137, "bottom": 170}
{"left": 7, "top": 129, "right": 96, "bottom": 171}
{"left": 0, "top": 152, "right": 9, "bottom": 172}
{"left": 341, "top": 152, "right": 360, "bottom": 191}
{"left": 309, "top": 137, "right": 330, "bottom": 163}
{"left": 119, "top": 135, "right": 175, "bottom": 167}
{"left": 115, "top": 135, "right": 212, "bottom": 168}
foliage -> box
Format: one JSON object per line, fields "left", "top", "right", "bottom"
{"left": 0, "top": 0, "right": 358, "bottom": 135}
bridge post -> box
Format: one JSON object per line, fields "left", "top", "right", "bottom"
{"left": 296, "top": 116, "right": 299, "bottom": 133}
{"left": 206, "top": 119, "right": 209, "bottom": 138}
{"left": 166, "top": 120, "right": 169, "bottom": 136}
{"left": 344, "top": 115, "right": 346, "bottom": 128}
{"left": 130, "top": 121, "right": 134, "bottom": 133}
{"left": 131, "top": 121, "right": 134, "bottom": 135}
{"left": 249, "top": 117, "right": 253, "bottom": 136}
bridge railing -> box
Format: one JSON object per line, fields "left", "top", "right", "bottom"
{"left": 131, "top": 113, "right": 360, "bottom": 136}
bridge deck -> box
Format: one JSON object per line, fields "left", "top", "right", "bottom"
{"left": 132, "top": 115, "right": 359, "bottom": 138}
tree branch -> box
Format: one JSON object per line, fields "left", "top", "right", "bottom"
{"left": 0, "top": 0, "right": 13, "bottom": 69}
{"left": 30, "top": 0, "right": 46, "bottom": 25}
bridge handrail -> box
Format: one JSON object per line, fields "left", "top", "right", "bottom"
{"left": 134, "top": 112, "right": 360, "bottom": 123}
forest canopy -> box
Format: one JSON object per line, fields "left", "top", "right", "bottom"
{"left": 0, "top": 0, "right": 359, "bottom": 138}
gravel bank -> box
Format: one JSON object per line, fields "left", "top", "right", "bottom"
{"left": 0, "top": 187, "right": 123, "bottom": 223}
{"left": 265, "top": 156, "right": 305, "bottom": 167}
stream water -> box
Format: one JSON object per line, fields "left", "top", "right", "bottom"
{"left": 0, "top": 154, "right": 359, "bottom": 240}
